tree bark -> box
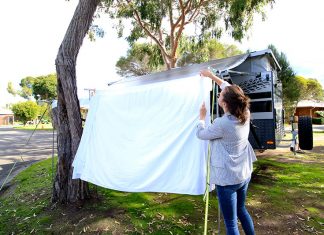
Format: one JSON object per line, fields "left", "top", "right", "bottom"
{"left": 52, "top": 0, "right": 100, "bottom": 204}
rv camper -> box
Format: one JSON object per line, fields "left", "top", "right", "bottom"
{"left": 213, "top": 49, "right": 285, "bottom": 150}
{"left": 110, "top": 49, "right": 313, "bottom": 151}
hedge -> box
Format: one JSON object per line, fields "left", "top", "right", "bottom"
{"left": 312, "top": 117, "right": 324, "bottom": 124}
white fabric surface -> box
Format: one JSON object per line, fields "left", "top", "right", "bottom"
{"left": 72, "top": 75, "right": 211, "bottom": 195}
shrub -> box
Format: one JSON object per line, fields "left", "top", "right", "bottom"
{"left": 312, "top": 117, "right": 324, "bottom": 124}
{"left": 315, "top": 110, "right": 324, "bottom": 118}
{"left": 11, "top": 101, "right": 39, "bottom": 125}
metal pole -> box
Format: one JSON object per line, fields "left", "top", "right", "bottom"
{"left": 52, "top": 121, "right": 55, "bottom": 184}
{"left": 84, "top": 88, "right": 96, "bottom": 101}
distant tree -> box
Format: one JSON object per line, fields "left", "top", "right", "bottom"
{"left": 268, "top": 45, "right": 324, "bottom": 119}
{"left": 268, "top": 45, "right": 297, "bottom": 97}
{"left": 11, "top": 101, "right": 38, "bottom": 125}
{"left": 315, "top": 111, "right": 324, "bottom": 118}
{"left": 116, "top": 43, "right": 164, "bottom": 77}
{"left": 294, "top": 75, "right": 308, "bottom": 103}
{"left": 176, "top": 35, "right": 242, "bottom": 66}
{"left": 304, "top": 78, "right": 323, "bottom": 101}
{"left": 32, "top": 74, "right": 57, "bottom": 101}
{"left": 38, "top": 103, "right": 51, "bottom": 122}
{"left": 268, "top": 45, "right": 298, "bottom": 119}
{"left": 7, "top": 82, "right": 16, "bottom": 96}
{"left": 18, "top": 76, "right": 35, "bottom": 99}
{"left": 288, "top": 75, "right": 324, "bottom": 116}
{"left": 7, "top": 74, "right": 57, "bottom": 101}
{"left": 111, "top": 0, "right": 275, "bottom": 69}
{"left": 116, "top": 35, "right": 242, "bottom": 77}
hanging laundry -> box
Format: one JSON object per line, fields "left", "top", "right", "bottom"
{"left": 72, "top": 75, "right": 211, "bottom": 195}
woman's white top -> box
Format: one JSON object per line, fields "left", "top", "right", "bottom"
{"left": 196, "top": 82, "right": 257, "bottom": 186}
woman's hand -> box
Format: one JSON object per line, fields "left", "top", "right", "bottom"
{"left": 200, "top": 69, "right": 213, "bottom": 78}
{"left": 200, "top": 69, "right": 223, "bottom": 87}
{"left": 199, "top": 102, "right": 207, "bottom": 120}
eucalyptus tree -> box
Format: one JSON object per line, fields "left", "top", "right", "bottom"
{"left": 7, "top": 76, "right": 35, "bottom": 100}
{"left": 53, "top": 0, "right": 101, "bottom": 204}
{"left": 116, "top": 42, "right": 164, "bottom": 77}
{"left": 7, "top": 74, "right": 57, "bottom": 101}
{"left": 18, "top": 76, "right": 35, "bottom": 99}
{"left": 294, "top": 76, "right": 323, "bottom": 105}
{"left": 116, "top": 35, "right": 242, "bottom": 77}
{"left": 54, "top": 0, "right": 275, "bottom": 203}
{"left": 305, "top": 78, "right": 323, "bottom": 101}
{"left": 7, "top": 81, "right": 16, "bottom": 97}
{"left": 32, "top": 74, "right": 57, "bottom": 101}
{"left": 110, "top": 0, "right": 274, "bottom": 69}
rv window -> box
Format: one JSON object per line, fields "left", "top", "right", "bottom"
{"left": 250, "top": 101, "right": 272, "bottom": 113}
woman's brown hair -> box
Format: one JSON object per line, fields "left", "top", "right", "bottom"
{"left": 222, "top": 85, "right": 250, "bottom": 124}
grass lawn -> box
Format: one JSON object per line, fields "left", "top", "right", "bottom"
{"left": 0, "top": 137, "right": 323, "bottom": 234}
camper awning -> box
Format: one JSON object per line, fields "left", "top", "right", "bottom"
{"left": 111, "top": 53, "right": 249, "bottom": 87}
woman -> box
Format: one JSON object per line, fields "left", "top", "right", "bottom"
{"left": 197, "top": 69, "right": 257, "bottom": 235}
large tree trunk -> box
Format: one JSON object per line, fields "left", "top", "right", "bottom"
{"left": 52, "top": 0, "right": 100, "bottom": 204}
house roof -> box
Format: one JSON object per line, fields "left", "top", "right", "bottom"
{"left": 297, "top": 100, "right": 324, "bottom": 108}
{"left": 0, "top": 109, "right": 13, "bottom": 115}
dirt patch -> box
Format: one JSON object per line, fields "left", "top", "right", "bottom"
{"left": 45, "top": 198, "right": 134, "bottom": 234}
{"left": 255, "top": 144, "right": 324, "bottom": 164}
{"left": 250, "top": 206, "right": 323, "bottom": 235}
{"left": 312, "top": 145, "right": 324, "bottom": 153}
{"left": 251, "top": 163, "right": 279, "bottom": 185}
{"left": 0, "top": 182, "right": 17, "bottom": 197}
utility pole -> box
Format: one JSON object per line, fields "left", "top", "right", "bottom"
{"left": 84, "top": 88, "right": 96, "bottom": 100}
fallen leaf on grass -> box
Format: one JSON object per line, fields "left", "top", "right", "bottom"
{"left": 73, "top": 217, "right": 86, "bottom": 227}
{"left": 255, "top": 213, "right": 261, "bottom": 219}
{"left": 177, "top": 217, "right": 192, "bottom": 226}
{"left": 297, "top": 216, "right": 305, "bottom": 221}
{"left": 156, "top": 212, "right": 164, "bottom": 220}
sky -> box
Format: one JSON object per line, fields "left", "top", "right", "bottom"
{"left": 1, "top": 0, "right": 324, "bottom": 107}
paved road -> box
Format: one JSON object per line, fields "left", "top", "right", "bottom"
{"left": 313, "top": 124, "right": 324, "bottom": 132}
{"left": 0, "top": 127, "right": 56, "bottom": 188}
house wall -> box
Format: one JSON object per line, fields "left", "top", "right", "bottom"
{"left": 0, "top": 115, "right": 14, "bottom": 125}
{"left": 295, "top": 107, "right": 324, "bottom": 117}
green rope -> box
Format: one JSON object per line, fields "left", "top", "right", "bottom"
{"left": 203, "top": 81, "right": 216, "bottom": 235}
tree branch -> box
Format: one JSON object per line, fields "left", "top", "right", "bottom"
{"left": 169, "top": 1, "right": 175, "bottom": 51}
{"left": 128, "top": 1, "right": 171, "bottom": 69}
{"left": 186, "top": 0, "right": 205, "bottom": 24}
{"left": 173, "top": 0, "right": 192, "bottom": 28}
{"left": 125, "top": 0, "right": 163, "bottom": 47}
{"left": 171, "top": 0, "right": 186, "bottom": 59}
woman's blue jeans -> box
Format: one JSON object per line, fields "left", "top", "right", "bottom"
{"left": 216, "top": 178, "right": 255, "bottom": 235}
